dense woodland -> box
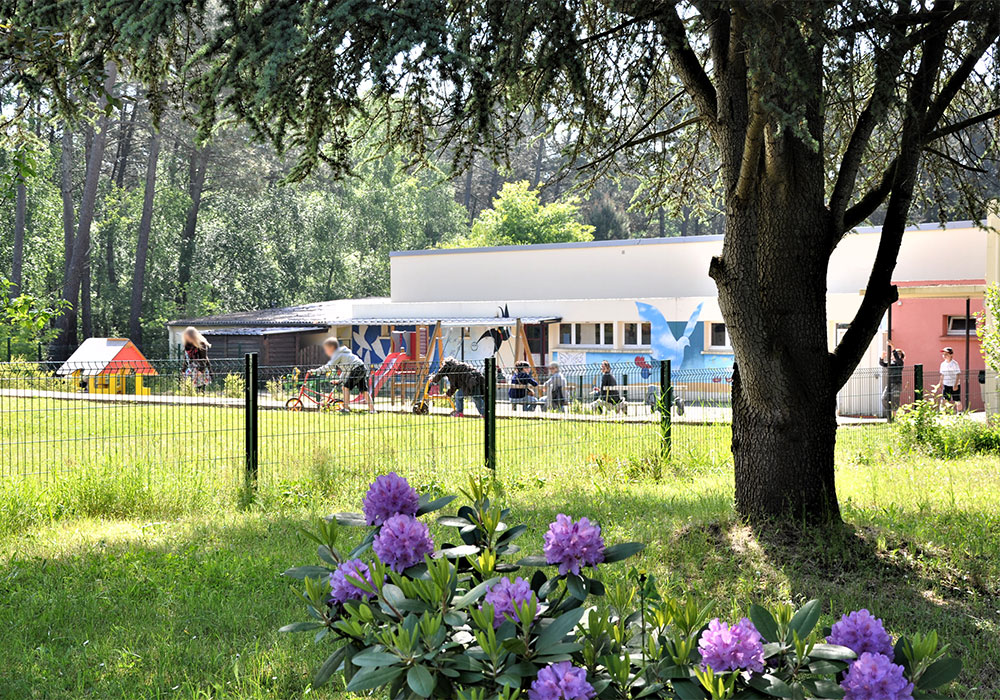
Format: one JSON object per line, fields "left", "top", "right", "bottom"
{"left": 0, "top": 75, "right": 714, "bottom": 357}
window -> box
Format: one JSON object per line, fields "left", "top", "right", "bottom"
{"left": 709, "top": 322, "right": 731, "bottom": 350}
{"left": 947, "top": 315, "right": 977, "bottom": 336}
{"left": 624, "top": 322, "right": 652, "bottom": 346}
{"left": 559, "top": 323, "right": 613, "bottom": 346}
{"left": 559, "top": 323, "right": 573, "bottom": 345}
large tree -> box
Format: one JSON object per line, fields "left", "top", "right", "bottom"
{"left": 5, "top": 1, "right": 999, "bottom": 522}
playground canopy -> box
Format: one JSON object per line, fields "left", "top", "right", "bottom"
{"left": 56, "top": 338, "right": 158, "bottom": 377}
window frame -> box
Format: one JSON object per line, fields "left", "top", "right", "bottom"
{"left": 707, "top": 322, "right": 732, "bottom": 351}
{"left": 946, "top": 315, "right": 977, "bottom": 336}
{"left": 623, "top": 322, "right": 652, "bottom": 347}
{"left": 557, "top": 322, "right": 615, "bottom": 347}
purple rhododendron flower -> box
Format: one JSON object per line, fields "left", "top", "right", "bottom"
{"left": 841, "top": 653, "right": 914, "bottom": 700}
{"left": 542, "top": 514, "right": 605, "bottom": 576}
{"left": 827, "top": 609, "right": 895, "bottom": 658}
{"left": 328, "top": 559, "right": 375, "bottom": 605}
{"left": 528, "top": 661, "right": 595, "bottom": 700}
{"left": 363, "top": 472, "right": 419, "bottom": 526}
{"left": 698, "top": 618, "right": 766, "bottom": 673}
{"left": 482, "top": 576, "right": 535, "bottom": 627}
{"left": 372, "top": 514, "right": 434, "bottom": 572}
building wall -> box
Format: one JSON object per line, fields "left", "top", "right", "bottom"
{"left": 888, "top": 295, "right": 986, "bottom": 409}
{"left": 390, "top": 223, "right": 987, "bottom": 303}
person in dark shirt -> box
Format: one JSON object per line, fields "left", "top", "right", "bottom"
{"left": 590, "top": 360, "right": 624, "bottom": 414}
{"left": 182, "top": 326, "right": 212, "bottom": 390}
{"left": 879, "top": 341, "right": 905, "bottom": 419}
{"left": 431, "top": 357, "right": 486, "bottom": 417}
{"left": 508, "top": 360, "right": 540, "bottom": 411}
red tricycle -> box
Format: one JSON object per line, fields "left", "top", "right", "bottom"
{"left": 284, "top": 370, "right": 345, "bottom": 412}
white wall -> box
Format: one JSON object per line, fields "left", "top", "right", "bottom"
{"left": 391, "top": 224, "right": 988, "bottom": 304}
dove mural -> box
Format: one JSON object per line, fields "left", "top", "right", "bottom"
{"left": 635, "top": 301, "right": 703, "bottom": 369}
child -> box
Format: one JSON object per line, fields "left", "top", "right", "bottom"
{"left": 430, "top": 357, "right": 486, "bottom": 417}
{"left": 182, "top": 326, "right": 212, "bottom": 389}
{"left": 939, "top": 346, "right": 962, "bottom": 411}
{"left": 543, "top": 362, "right": 568, "bottom": 412}
{"left": 315, "top": 338, "right": 374, "bottom": 413}
{"left": 508, "top": 360, "right": 539, "bottom": 411}
{"left": 589, "top": 360, "right": 624, "bottom": 413}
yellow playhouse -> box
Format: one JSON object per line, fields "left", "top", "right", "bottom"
{"left": 56, "top": 338, "right": 158, "bottom": 395}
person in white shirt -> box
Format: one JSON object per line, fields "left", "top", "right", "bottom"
{"left": 939, "top": 346, "right": 962, "bottom": 411}
{"left": 315, "top": 338, "right": 374, "bottom": 414}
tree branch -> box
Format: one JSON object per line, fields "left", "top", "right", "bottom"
{"left": 655, "top": 5, "right": 718, "bottom": 123}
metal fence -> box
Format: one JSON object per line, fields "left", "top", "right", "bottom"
{"left": 1, "top": 355, "right": 996, "bottom": 499}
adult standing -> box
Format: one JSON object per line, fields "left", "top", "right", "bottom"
{"left": 939, "top": 346, "right": 962, "bottom": 411}
{"left": 878, "top": 341, "right": 905, "bottom": 420}
{"left": 182, "top": 326, "right": 212, "bottom": 390}
{"left": 430, "top": 357, "right": 486, "bottom": 417}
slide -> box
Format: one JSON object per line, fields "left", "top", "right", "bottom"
{"left": 353, "top": 352, "right": 408, "bottom": 401}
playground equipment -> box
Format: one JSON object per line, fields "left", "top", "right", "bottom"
{"left": 285, "top": 370, "right": 345, "bottom": 411}
{"left": 55, "top": 338, "right": 157, "bottom": 395}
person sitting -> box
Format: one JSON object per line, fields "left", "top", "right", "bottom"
{"left": 508, "top": 360, "right": 540, "bottom": 411}
{"left": 589, "top": 361, "right": 624, "bottom": 414}
{"left": 315, "top": 338, "right": 374, "bottom": 414}
{"left": 430, "top": 357, "right": 486, "bottom": 417}
{"left": 542, "top": 362, "right": 568, "bottom": 412}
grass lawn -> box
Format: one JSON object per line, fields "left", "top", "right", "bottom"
{"left": 1, "top": 402, "right": 996, "bottom": 698}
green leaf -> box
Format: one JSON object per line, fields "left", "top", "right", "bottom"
{"left": 313, "top": 646, "right": 349, "bottom": 688}
{"left": 748, "top": 673, "right": 796, "bottom": 698}
{"left": 417, "top": 494, "right": 456, "bottom": 515}
{"left": 516, "top": 555, "right": 549, "bottom": 567}
{"left": 536, "top": 607, "right": 585, "bottom": 649}
{"left": 749, "top": 604, "right": 781, "bottom": 642}
{"left": 917, "top": 657, "right": 962, "bottom": 690}
{"left": 788, "top": 599, "right": 822, "bottom": 640}
{"left": 282, "top": 565, "right": 333, "bottom": 580}
{"left": 407, "top": 665, "right": 435, "bottom": 697}
{"left": 601, "top": 542, "right": 646, "bottom": 563}
{"left": 497, "top": 524, "right": 528, "bottom": 544}
{"left": 346, "top": 664, "right": 404, "bottom": 692}
{"left": 807, "top": 644, "right": 856, "bottom": 661}
{"left": 453, "top": 577, "right": 500, "bottom": 608}
{"left": 278, "top": 621, "right": 323, "bottom": 633}
{"left": 333, "top": 512, "right": 367, "bottom": 526}
{"left": 435, "top": 544, "right": 480, "bottom": 558}
{"left": 381, "top": 583, "right": 407, "bottom": 608}
{"left": 352, "top": 648, "right": 400, "bottom": 667}
{"left": 672, "top": 680, "right": 707, "bottom": 700}
{"left": 437, "top": 516, "right": 472, "bottom": 528}
{"left": 566, "top": 575, "right": 587, "bottom": 601}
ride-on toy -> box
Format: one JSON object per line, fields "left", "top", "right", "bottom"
{"left": 285, "top": 370, "right": 345, "bottom": 412}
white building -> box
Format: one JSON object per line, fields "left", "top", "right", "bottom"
{"left": 169, "top": 216, "right": 999, "bottom": 412}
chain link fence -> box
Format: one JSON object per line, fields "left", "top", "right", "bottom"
{"left": 2, "top": 354, "right": 996, "bottom": 501}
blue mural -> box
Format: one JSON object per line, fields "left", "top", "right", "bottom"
{"left": 636, "top": 301, "right": 703, "bottom": 366}
{"left": 351, "top": 325, "right": 415, "bottom": 365}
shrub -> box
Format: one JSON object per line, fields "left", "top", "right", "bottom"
{"left": 223, "top": 372, "right": 245, "bottom": 398}
{"left": 283, "top": 474, "right": 962, "bottom": 699}
{"left": 896, "top": 399, "right": 1000, "bottom": 457}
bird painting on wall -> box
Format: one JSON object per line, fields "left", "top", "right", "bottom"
{"left": 635, "top": 301, "right": 703, "bottom": 368}
{"left": 473, "top": 304, "right": 512, "bottom": 355}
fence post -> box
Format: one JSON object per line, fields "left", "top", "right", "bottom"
{"left": 244, "top": 352, "right": 259, "bottom": 488}
{"left": 660, "top": 360, "right": 672, "bottom": 459}
{"left": 913, "top": 363, "right": 923, "bottom": 401}
{"left": 484, "top": 357, "right": 497, "bottom": 471}
{"left": 37, "top": 343, "right": 42, "bottom": 362}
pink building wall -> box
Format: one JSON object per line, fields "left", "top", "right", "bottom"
{"left": 888, "top": 280, "right": 985, "bottom": 410}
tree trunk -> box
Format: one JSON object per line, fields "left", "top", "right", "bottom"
{"left": 59, "top": 125, "right": 77, "bottom": 344}
{"left": 104, "top": 99, "right": 139, "bottom": 295}
{"left": 54, "top": 62, "right": 117, "bottom": 359}
{"left": 129, "top": 130, "right": 161, "bottom": 346}
{"left": 532, "top": 137, "right": 544, "bottom": 188}
{"left": 81, "top": 260, "right": 92, "bottom": 340}
{"left": 11, "top": 161, "right": 26, "bottom": 297}
{"left": 176, "top": 145, "right": 208, "bottom": 310}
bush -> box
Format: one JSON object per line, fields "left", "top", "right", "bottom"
{"left": 896, "top": 399, "right": 1000, "bottom": 457}
{"left": 283, "top": 474, "right": 961, "bottom": 699}
{"left": 223, "top": 372, "right": 245, "bottom": 398}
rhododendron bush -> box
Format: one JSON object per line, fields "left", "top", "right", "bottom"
{"left": 282, "top": 474, "right": 961, "bottom": 699}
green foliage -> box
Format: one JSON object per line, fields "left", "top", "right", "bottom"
{"left": 453, "top": 182, "right": 593, "bottom": 248}
{"left": 0, "top": 278, "right": 65, "bottom": 354}
{"left": 978, "top": 284, "right": 1000, "bottom": 374}
{"left": 283, "top": 475, "right": 961, "bottom": 699}
{"left": 223, "top": 372, "right": 246, "bottom": 399}
{"left": 895, "top": 399, "right": 1000, "bottom": 458}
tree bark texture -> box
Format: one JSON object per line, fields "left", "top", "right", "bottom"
{"left": 55, "top": 62, "right": 117, "bottom": 359}
{"left": 129, "top": 130, "right": 161, "bottom": 346}
{"left": 176, "top": 145, "right": 208, "bottom": 310}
